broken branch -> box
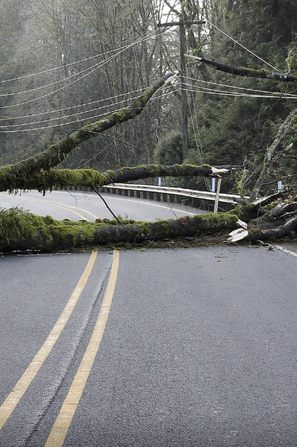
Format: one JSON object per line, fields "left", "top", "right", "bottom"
{"left": 185, "top": 55, "right": 297, "bottom": 83}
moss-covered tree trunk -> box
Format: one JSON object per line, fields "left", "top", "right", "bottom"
{"left": 2, "top": 196, "right": 297, "bottom": 253}
{"left": 0, "top": 208, "right": 238, "bottom": 252}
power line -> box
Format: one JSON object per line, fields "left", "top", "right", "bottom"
{"left": 0, "top": 29, "right": 163, "bottom": 109}
{"left": 184, "top": 76, "right": 297, "bottom": 98}
{"left": 180, "top": 77, "right": 297, "bottom": 99}
{"left": 1, "top": 73, "right": 294, "bottom": 134}
{"left": 0, "top": 60, "right": 104, "bottom": 98}
{"left": 182, "top": 82, "right": 297, "bottom": 100}
{"left": 0, "top": 96, "right": 138, "bottom": 129}
{"left": 0, "top": 88, "right": 145, "bottom": 123}
{"left": 0, "top": 82, "right": 175, "bottom": 130}
{"left": 1, "top": 77, "right": 293, "bottom": 134}
{"left": 204, "top": 19, "right": 279, "bottom": 72}
{"left": 0, "top": 86, "right": 178, "bottom": 134}
{"left": 1, "top": 29, "right": 160, "bottom": 86}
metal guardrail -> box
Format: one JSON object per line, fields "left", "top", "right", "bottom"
{"left": 102, "top": 183, "right": 242, "bottom": 212}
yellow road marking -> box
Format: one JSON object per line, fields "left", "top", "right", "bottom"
{"left": 0, "top": 250, "right": 98, "bottom": 431}
{"left": 25, "top": 197, "right": 99, "bottom": 220}
{"left": 44, "top": 250, "right": 120, "bottom": 447}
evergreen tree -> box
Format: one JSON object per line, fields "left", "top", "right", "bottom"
{"left": 192, "top": 0, "right": 297, "bottom": 193}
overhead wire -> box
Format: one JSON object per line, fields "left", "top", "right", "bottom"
{"left": 183, "top": 85, "right": 275, "bottom": 99}
{"left": 0, "top": 89, "right": 146, "bottom": 127}
{"left": 182, "top": 79, "right": 297, "bottom": 100}
{"left": 184, "top": 75, "right": 297, "bottom": 98}
{"left": 0, "top": 28, "right": 163, "bottom": 110}
{"left": 0, "top": 98, "right": 136, "bottom": 129}
{"left": 183, "top": 85, "right": 297, "bottom": 100}
{"left": 204, "top": 18, "right": 279, "bottom": 72}
{"left": 0, "top": 60, "right": 105, "bottom": 98}
{"left": 0, "top": 17, "right": 288, "bottom": 136}
{"left": 2, "top": 61, "right": 294, "bottom": 133}
{"left": 1, "top": 43, "right": 149, "bottom": 85}
{"left": 0, "top": 78, "right": 179, "bottom": 133}
{"left": 2, "top": 70, "right": 295, "bottom": 133}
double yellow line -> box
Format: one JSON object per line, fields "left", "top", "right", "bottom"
{"left": 0, "top": 250, "right": 119, "bottom": 446}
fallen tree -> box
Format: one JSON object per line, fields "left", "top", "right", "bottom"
{"left": 1, "top": 191, "right": 297, "bottom": 252}
{"left": 1, "top": 71, "right": 297, "bottom": 252}
{"left": 0, "top": 207, "right": 238, "bottom": 252}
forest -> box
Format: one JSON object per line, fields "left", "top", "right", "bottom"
{"left": 1, "top": 0, "right": 297, "bottom": 251}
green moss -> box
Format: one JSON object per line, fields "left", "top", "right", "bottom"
{"left": 0, "top": 207, "right": 48, "bottom": 243}
{"left": 194, "top": 212, "right": 238, "bottom": 231}
{"left": 48, "top": 168, "right": 106, "bottom": 188}
{"left": 104, "top": 170, "right": 116, "bottom": 181}
{"left": 200, "top": 163, "right": 211, "bottom": 169}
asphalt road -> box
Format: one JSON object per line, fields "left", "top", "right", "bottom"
{"left": 0, "top": 192, "right": 297, "bottom": 446}
{"left": 0, "top": 190, "right": 199, "bottom": 222}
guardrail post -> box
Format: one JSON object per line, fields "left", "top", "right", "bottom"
{"left": 214, "top": 178, "right": 222, "bottom": 214}
{"left": 211, "top": 178, "right": 216, "bottom": 192}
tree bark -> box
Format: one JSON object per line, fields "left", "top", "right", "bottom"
{"left": 2, "top": 191, "right": 297, "bottom": 252}
{"left": 238, "top": 215, "right": 297, "bottom": 243}
{"left": 1, "top": 65, "right": 297, "bottom": 251}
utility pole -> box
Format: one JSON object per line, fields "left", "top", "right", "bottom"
{"left": 158, "top": 14, "right": 205, "bottom": 161}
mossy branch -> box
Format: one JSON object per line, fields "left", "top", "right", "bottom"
{"left": 186, "top": 55, "right": 297, "bottom": 83}
{"left": 0, "top": 163, "right": 240, "bottom": 192}
{"left": 0, "top": 73, "right": 174, "bottom": 191}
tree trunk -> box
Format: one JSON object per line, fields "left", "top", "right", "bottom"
{"left": 0, "top": 208, "right": 238, "bottom": 253}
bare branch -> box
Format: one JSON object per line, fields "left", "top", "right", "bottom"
{"left": 162, "top": 0, "right": 180, "bottom": 17}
